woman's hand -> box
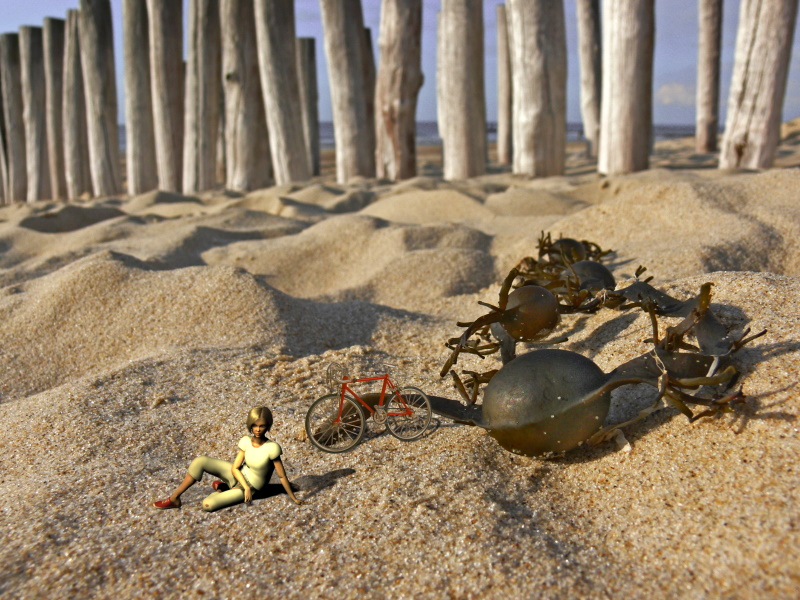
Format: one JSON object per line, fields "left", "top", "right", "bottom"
{"left": 243, "top": 486, "right": 253, "bottom": 504}
{"left": 274, "top": 458, "right": 303, "bottom": 506}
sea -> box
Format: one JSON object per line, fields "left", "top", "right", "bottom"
{"left": 119, "top": 121, "right": 696, "bottom": 152}
{"left": 319, "top": 121, "right": 696, "bottom": 149}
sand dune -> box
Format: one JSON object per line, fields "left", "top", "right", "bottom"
{"left": 1, "top": 134, "right": 799, "bottom": 599}
{"left": 551, "top": 169, "right": 800, "bottom": 280}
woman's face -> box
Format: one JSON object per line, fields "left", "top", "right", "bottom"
{"left": 251, "top": 417, "right": 268, "bottom": 438}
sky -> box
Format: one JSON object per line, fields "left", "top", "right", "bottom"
{"left": 1, "top": 0, "right": 799, "bottom": 127}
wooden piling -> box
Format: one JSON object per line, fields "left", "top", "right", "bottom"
{"left": 506, "top": 0, "right": 567, "bottom": 177}
{"left": 79, "top": 0, "right": 122, "bottom": 196}
{"left": 63, "top": 9, "right": 92, "bottom": 200}
{"left": 320, "top": 0, "right": 375, "bottom": 183}
{"left": 496, "top": 4, "right": 512, "bottom": 166}
{"left": 0, "top": 34, "right": 27, "bottom": 202}
{"left": 20, "top": 26, "right": 51, "bottom": 202}
{"left": 216, "top": 105, "right": 226, "bottom": 185}
{"left": 61, "top": 16, "right": 86, "bottom": 200}
{"left": 375, "top": 0, "right": 423, "bottom": 180}
{"left": 183, "top": 0, "right": 222, "bottom": 194}
{"left": 695, "top": 0, "right": 722, "bottom": 154}
{"left": 576, "top": 0, "right": 602, "bottom": 158}
{"left": 361, "top": 26, "right": 376, "bottom": 171}
{"left": 719, "top": 0, "right": 798, "bottom": 169}
{"left": 221, "top": 0, "right": 272, "bottom": 191}
{"left": 0, "top": 95, "right": 7, "bottom": 204}
{"left": 43, "top": 18, "right": 68, "bottom": 200}
{"left": 598, "top": 0, "right": 654, "bottom": 176}
{"left": 254, "top": 0, "right": 310, "bottom": 184}
{"left": 437, "top": 0, "right": 486, "bottom": 180}
{"left": 296, "top": 37, "right": 320, "bottom": 177}
{"left": 147, "top": 0, "right": 183, "bottom": 192}
{"left": 123, "top": 0, "right": 157, "bottom": 195}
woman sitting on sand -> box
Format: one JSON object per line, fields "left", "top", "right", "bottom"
{"left": 153, "top": 406, "right": 302, "bottom": 511}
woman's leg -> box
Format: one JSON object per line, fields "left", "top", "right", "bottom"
{"left": 202, "top": 487, "right": 245, "bottom": 512}
{"left": 170, "top": 456, "right": 235, "bottom": 503}
{"left": 187, "top": 456, "right": 236, "bottom": 486}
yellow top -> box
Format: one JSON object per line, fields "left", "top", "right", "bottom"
{"left": 238, "top": 436, "right": 282, "bottom": 490}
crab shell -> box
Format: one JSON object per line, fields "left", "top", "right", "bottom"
{"left": 482, "top": 349, "right": 611, "bottom": 456}
{"left": 500, "top": 285, "right": 561, "bottom": 342}
{"left": 561, "top": 260, "right": 615, "bottom": 292}
{"left": 547, "top": 238, "right": 587, "bottom": 264}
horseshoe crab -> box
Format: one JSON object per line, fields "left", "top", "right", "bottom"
{"left": 433, "top": 232, "right": 766, "bottom": 457}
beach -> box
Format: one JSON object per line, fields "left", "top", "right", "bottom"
{"left": 1, "top": 123, "right": 800, "bottom": 599}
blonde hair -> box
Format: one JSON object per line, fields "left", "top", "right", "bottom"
{"left": 246, "top": 406, "right": 273, "bottom": 433}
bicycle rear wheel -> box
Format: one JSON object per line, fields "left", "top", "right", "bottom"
{"left": 305, "top": 394, "right": 365, "bottom": 453}
{"left": 385, "top": 386, "right": 432, "bottom": 441}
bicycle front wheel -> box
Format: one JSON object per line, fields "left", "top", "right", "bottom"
{"left": 305, "top": 394, "right": 365, "bottom": 453}
{"left": 385, "top": 386, "right": 432, "bottom": 441}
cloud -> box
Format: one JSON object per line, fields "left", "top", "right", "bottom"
{"left": 656, "top": 82, "right": 695, "bottom": 106}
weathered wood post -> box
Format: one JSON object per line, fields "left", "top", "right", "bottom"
{"left": 221, "top": 0, "right": 272, "bottom": 191}
{"left": 123, "top": 0, "right": 157, "bottom": 195}
{"left": 576, "top": 0, "right": 602, "bottom": 158}
{"left": 0, "top": 34, "right": 27, "bottom": 202}
{"left": 296, "top": 37, "right": 320, "bottom": 177}
{"left": 719, "top": 0, "right": 798, "bottom": 169}
{"left": 43, "top": 18, "right": 68, "bottom": 200}
{"left": 79, "top": 0, "right": 122, "bottom": 196}
{"left": 507, "top": 0, "right": 566, "bottom": 177}
{"left": 147, "top": 0, "right": 183, "bottom": 192}
{"left": 216, "top": 98, "right": 226, "bottom": 184}
{"left": 254, "top": 0, "right": 310, "bottom": 184}
{"left": 375, "top": 0, "right": 423, "bottom": 180}
{"left": 695, "top": 0, "right": 722, "bottom": 153}
{"left": 361, "top": 26, "right": 377, "bottom": 169}
{"left": 0, "top": 97, "right": 7, "bottom": 204}
{"left": 496, "top": 4, "right": 512, "bottom": 166}
{"left": 598, "top": 0, "right": 654, "bottom": 176}
{"left": 63, "top": 9, "right": 92, "bottom": 200}
{"left": 320, "top": 0, "right": 375, "bottom": 183}
{"left": 183, "top": 0, "right": 222, "bottom": 194}
{"left": 20, "top": 26, "right": 52, "bottom": 202}
{"left": 437, "top": 0, "right": 487, "bottom": 180}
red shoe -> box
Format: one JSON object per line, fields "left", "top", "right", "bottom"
{"left": 153, "top": 497, "right": 181, "bottom": 509}
{"left": 211, "top": 480, "right": 229, "bottom": 492}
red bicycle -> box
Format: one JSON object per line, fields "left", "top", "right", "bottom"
{"left": 305, "top": 363, "right": 432, "bottom": 453}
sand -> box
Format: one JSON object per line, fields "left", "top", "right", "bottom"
{"left": 1, "top": 129, "right": 800, "bottom": 599}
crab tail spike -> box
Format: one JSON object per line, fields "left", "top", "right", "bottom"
{"left": 733, "top": 328, "right": 767, "bottom": 352}
{"left": 642, "top": 298, "right": 660, "bottom": 344}
{"left": 440, "top": 348, "right": 460, "bottom": 378}
{"left": 698, "top": 282, "right": 714, "bottom": 312}
{"left": 497, "top": 268, "right": 520, "bottom": 311}
{"left": 477, "top": 301, "right": 502, "bottom": 312}
{"left": 458, "top": 312, "right": 504, "bottom": 347}
{"left": 688, "top": 390, "right": 746, "bottom": 421}
{"left": 671, "top": 365, "right": 737, "bottom": 389}
{"left": 664, "top": 387, "right": 696, "bottom": 421}
{"left": 450, "top": 370, "right": 472, "bottom": 403}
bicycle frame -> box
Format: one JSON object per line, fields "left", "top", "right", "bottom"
{"left": 335, "top": 374, "right": 413, "bottom": 419}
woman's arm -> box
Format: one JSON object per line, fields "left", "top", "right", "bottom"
{"left": 273, "top": 458, "right": 303, "bottom": 505}
{"left": 231, "top": 450, "right": 252, "bottom": 503}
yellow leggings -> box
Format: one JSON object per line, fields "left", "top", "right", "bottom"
{"left": 187, "top": 456, "right": 253, "bottom": 512}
